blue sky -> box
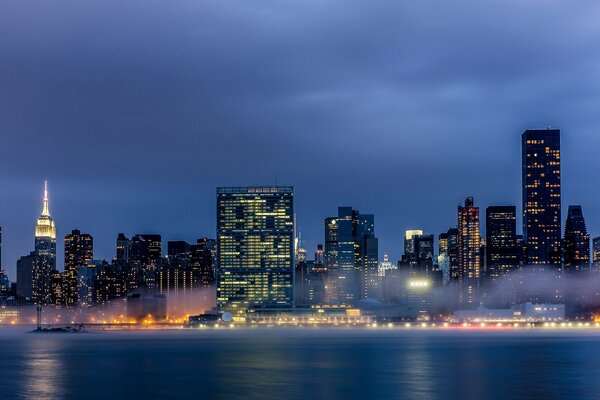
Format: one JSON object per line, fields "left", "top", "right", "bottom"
{"left": 1, "top": 1, "right": 600, "bottom": 278}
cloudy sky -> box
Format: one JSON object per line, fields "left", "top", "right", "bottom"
{"left": 1, "top": 1, "right": 600, "bottom": 278}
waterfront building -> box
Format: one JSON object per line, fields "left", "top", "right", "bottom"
{"left": 33, "top": 180, "right": 56, "bottom": 305}
{"left": 522, "top": 128, "right": 561, "bottom": 267}
{"left": 64, "top": 229, "right": 93, "bottom": 306}
{"left": 130, "top": 234, "right": 162, "bottom": 289}
{"left": 295, "top": 260, "right": 327, "bottom": 305}
{"left": 191, "top": 238, "right": 216, "bottom": 288}
{"left": 453, "top": 302, "right": 565, "bottom": 323}
{"left": 77, "top": 261, "right": 99, "bottom": 307}
{"left": 0, "top": 226, "right": 6, "bottom": 294}
{"left": 593, "top": 237, "right": 600, "bottom": 268}
{"left": 16, "top": 252, "right": 36, "bottom": 300}
{"left": 402, "top": 229, "right": 423, "bottom": 267}
{"left": 216, "top": 186, "right": 294, "bottom": 315}
{"left": 563, "top": 205, "right": 590, "bottom": 271}
{"left": 378, "top": 253, "right": 396, "bottom": 277}
{"left": 315, "top": 244, "right": 324, "bottom": 264}
{"left": 486, "top": 206, "right": 520, "bottom": 280}
{"left": 116, "top": 233, "right": 131, "bottom": 263}
{"left": 414, "top": 234, "right": 434, "bottom": 275}
{"left": 438, "top": 232, "right": 448, "bottom": 255}
{"left": 443, "top": 228, "right": 459, "bottom": 281}
{"left": 458, "top": 197, "right": 481, "bottom": 304}
{"left": 324, "top": 207, "right": 379, "bottom": 303}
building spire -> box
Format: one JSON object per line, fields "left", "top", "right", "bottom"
{"left": 41, "top": 179, "right": 50, "bottom": 217}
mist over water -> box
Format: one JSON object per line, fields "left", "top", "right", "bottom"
{"left": 1, "top": 328, "right": 600, "bottom": 400}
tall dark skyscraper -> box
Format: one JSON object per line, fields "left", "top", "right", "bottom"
{"left": 358, "top": 213, "right": 379, "bottom": 300}
{"left": 64, "top": 229, "right": 94, "bottom": 306}
{"left": 593, "top": 236, "right": 600, "bottom": 269}
{"left": 216, "top": 186, "right": 294, "bottom": 315}
{"left": 522, "top": 128, "right": 561, "bottom": 267}
{"left": 130, "top": 234, "right": 162, "bottom": 289}
{"left": 16, "top": 252, "right": 36, "bottom": 299}
{"left": 325, "top": 207, "right": 378, "bottom": 303}
{"left": 486, "top": 206, "right": 519, "bottom": 280}
{"left": 64, "top": 229, "right": 94, "bottom": 270}
{"left": 191, "top": 238, "right": 216, "bottom": 288}
{"left": 458, "top": 197, "right": 480, "bottom": 304}
{"left": 563, "top": 205, "right": 590, "bottom": 271}
{"left": 336, "top": 207, "right": 358, "bottom": 302}
{"left": 446, "top": 228, "right": 459, "bottom": 281}
{"left": 116, "top": 233, "right": 131, "bottom": 263}
{"left": 33, "top": 180, "right": 57, "bottom": 305}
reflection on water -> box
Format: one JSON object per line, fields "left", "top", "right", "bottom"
{"left": 21, "top": 339, "right": 65, "bottom": 400}
{"left": 1, "top": 328, "right": 600, "bottom": 400}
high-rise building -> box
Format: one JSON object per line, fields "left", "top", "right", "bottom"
{"left": 438, "top": 232, "right": 448, "bottom": 255}
{"left": 359, "top": 214, "right": 379, "bottom": 299}
{"left": 458, "top": 197, "right": 481, "bottom": 304}
{"left": 403, "top": 230, "right": 424, "bottom": 265}
{"left": 116, "top": 233, "right": 131, "bottom": 263}
{"left": 315, "top": 244, "right": 324, "bottom": 264}
{"left": 191, "top": 238, "right": 216, "bottom": 288}
{"left": 522, "top": 129, "right": 561, "bottom": 267}
{"left": 563, "top": 205, "right": 590, "bottom": 271}
{"left": 130, "top": 234, "right": 162, "bottom": 289}
{"left": 16, "top": 251, "right": 36, "bottom": 299}
{"left": 486, "top": 206, "right": 520, "bottom": 280}
{"left": 0, "top": 226, "right": 5, "bottom": 294}
{"left": 65, "top": 229, "right": 94, "bottom": 271}
{"left": 216, "top": 187, "right": 294, "bottom": 315}
{"left": 446, "top": 228, "right": 459, "bottom": 281}
{"left": 336, "top": 208, "right": 358, "bottom": 299}
{"left": 325, "top": 207, "right": 378, "bottom": 303}
{"left": 64, "top": 229, "right": 93, "bottom": 306}
{"left": 33, "top": 180, "right": 57, "bottom": 305}
{"left": 593, "top": 237, "right": 600, "bottom": 268}
{"left": 414, "top": 234, "right": 434, "bottom": 275}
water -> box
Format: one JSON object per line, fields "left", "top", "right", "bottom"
{"left": 1, "top": 327, "right": 600, "bottom": 400}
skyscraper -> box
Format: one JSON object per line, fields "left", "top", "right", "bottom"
{"left": 522, "top": 128, "right": 561, "bottom": 267}
{"left": 16, "top": 252, "right": 36, "bottom": 299}
{"left": 130, "top": 234, "right": 162, "bottom": 289}
{"left": 116, "top": 233, "right": 131, "bottom": 263}
{"left": 446, "top": 228, "right": 459, "bottom": 281}
{"left": 358, "top": 213, "right": 379, "bottom": 299}
{"left": 325, "top": 207, "right": 378, "bottom": 303}
{"left": 64, "top": 229, "right": 94, "bottom": 306}
{"left": 593, "top": 237, "right": 600, "bottom": 269}
{"left": 33, "top": 180, "right": 57, "bottom": 305}
{"left": 458, "top": 197, "right": 481, "bottom": 304}
{"left": 216, "top": 186, "right": 294, "bottom": 315}
{"left": 486, "top": 206, "right": 519, "bottom": 280}
{"left": 403, "top": 229, "right": 424, "bottom": 265}
{"left": 0, "top": 226, "right": 5, "bottom": 293}
{"left": 563, "top": 205, "right": 590, "bottom": 271}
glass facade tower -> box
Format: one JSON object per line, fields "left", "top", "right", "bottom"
{"left": 216, "top": 186, "right": 294, "bottom": 315}
{"left": 522, "top": 129, "right": 561, "bottom": 267}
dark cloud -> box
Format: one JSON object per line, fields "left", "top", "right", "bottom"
{"left": 1, "top": 1, "right": 600, "bottom": 277}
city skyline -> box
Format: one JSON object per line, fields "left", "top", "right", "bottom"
{"left": 0, "top": 125, "right": 596, "bottom": 283}
{"left": 2, "top": 2, "right": 600, "bottom": 280}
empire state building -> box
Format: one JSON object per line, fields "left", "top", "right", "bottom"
{"left": 33, "top": 180, "right": 56, "bottom": 304}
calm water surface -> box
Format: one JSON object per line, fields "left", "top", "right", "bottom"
{"left": 1, "top": 327, "right": 599, "bottom": 400}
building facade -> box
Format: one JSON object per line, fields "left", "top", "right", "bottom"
{"left": 458, "top": 197, "right": 481, "bottom": 304}
{"left": 64, "top": 229, "right": 93, "bottom": 306}
{"left": 216, "top": 187, "right": 295, "bottom": 315}
{"left": 522, "top": 129, "right": 561, "bottom": 267}
{"left": 33, "top": 180, "right": 57, "bottom": 305}
{"left": 486, "top": 206, "right": 520, "bottom": 280}
{"left": 563, "top": 205, "right": 590, "bottom": 271}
